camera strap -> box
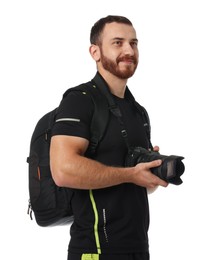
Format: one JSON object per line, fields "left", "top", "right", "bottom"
{"left": 92, "top": 72, "right": 151, "bottom": 151}
{"left": 109, "top": 97, "right": 154, "bottom": 151}
{"left": 92, "top": 73, "right": 131, "bottom": 150}
{"left": 109, "top": 105, "right": 131, "bottom": 150}
{"left": 108, "top": 90, "right": 153, "bottom": 151}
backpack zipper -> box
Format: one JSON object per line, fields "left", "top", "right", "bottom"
{"left": 27, "top": 199, "right": 33, "bottom": 220}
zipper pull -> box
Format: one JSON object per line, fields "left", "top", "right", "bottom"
{"left": 45, "top": 129, "right": 51, "bottom": 141}
{"left": 27, "top": 200, "right": 33, "bottom": 220}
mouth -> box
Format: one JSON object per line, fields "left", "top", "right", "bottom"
{"left": 118, "top": 57, "right": 136, "bottom": 65}
{"left": 122, "top": 59, "right": 134, "bottom": 64}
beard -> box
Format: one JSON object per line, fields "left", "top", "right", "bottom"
{"left": 100, "top": 49, "right": 138, "bottom": 79}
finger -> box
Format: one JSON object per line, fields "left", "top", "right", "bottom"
{"left": 151, "top": 174, "right": 168, "bottom": 188}
{"left": 148, "top": 159, "right": 162, "bottom": 168}
{"left": 158, "top": 179, "right": 168, "bottom": 187}
{"left": 153, "top": 146, "right": 160, "bottom": 152}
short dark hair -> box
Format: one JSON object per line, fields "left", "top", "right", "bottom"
{"left": 90, "top": 15, "right": 133, "bottom": 45}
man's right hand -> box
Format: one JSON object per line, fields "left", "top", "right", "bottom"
{"left": 133, "top": 160, "right": 168, "bottom": 189}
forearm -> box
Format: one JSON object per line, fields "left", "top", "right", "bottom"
{"left": 50, "top": 135, "right": 168, "bottom": 190}
{"left": 51, "top": 153, "right": 133, "bottom": 189}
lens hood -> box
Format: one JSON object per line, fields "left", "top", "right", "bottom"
{"left": 125, "top": 147, "right": 185, "bottom": 185}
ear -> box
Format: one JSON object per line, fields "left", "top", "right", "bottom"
{"left": 89, "top": 44, "right": 101, "bottom": 62}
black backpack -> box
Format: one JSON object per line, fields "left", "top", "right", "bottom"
{"left": 27, "top": 81, "right": 109, "bottom": 227}
{"left": 27, "top": 73, "right": 151, "bottom": 227}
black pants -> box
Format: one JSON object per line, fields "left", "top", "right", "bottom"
{"left": 68, "top": 252, "right": 150, "bottom": 260}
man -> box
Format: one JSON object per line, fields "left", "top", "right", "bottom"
{"left": 50, "top": 15, "right": 168, "bottom": 260}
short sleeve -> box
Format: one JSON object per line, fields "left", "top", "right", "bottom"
{"left": 51, "top": 90, "right": 94, "bottom": 140}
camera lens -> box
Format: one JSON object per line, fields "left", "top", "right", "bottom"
{"left": 125, "top": 147, "right": 185, "bottom": 185}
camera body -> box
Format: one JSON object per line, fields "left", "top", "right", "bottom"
{"left": 125, "top": 147, "right": 185, "bottom": 185}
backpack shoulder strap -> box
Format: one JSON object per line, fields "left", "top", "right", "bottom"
{"left": 84, "top": 82, "right": 110, "bottom": 154}
{"left": 62, "top": 81, "right": 110, "bottom": 155}
{"left": 124, "top": 86, "right": 153, "bottom": 150}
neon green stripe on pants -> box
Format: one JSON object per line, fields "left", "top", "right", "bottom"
{"left": 81, "top": 254, "right": 99, "bottom": 260}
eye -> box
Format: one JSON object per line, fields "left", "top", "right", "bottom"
{"left": 131, "top": 41, "right": 138, "bottom": 47}
{"left": 113, "top": 40, "right": 122, "bottom": 46}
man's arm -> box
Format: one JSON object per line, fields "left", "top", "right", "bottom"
{"left": 50, "top": 135, "right": 168, "bottom": 190}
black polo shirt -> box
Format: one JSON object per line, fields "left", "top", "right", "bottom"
{"left": 52, "top": 75, "right": 150, "bottom": 254}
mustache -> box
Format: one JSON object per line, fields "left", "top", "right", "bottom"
{"left": 117, "top": 55, "right": 137, "bottom": 64}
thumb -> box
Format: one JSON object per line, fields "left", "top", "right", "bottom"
{"left": 148, "top": 160, "right": 168, "bottom": 187}
{"left": 148, "top": 159, "right": 162, "bottom": 169}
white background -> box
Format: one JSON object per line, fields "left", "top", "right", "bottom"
{"left": 0, "top": 0, "right": 213, "bottom": 259}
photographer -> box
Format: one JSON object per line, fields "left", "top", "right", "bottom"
{"left": 50, "top": 15, "right": 168, "bottom": 260}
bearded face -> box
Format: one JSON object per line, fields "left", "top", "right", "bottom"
{"left": 99, "top": 46, "right": 138, "bottom": 79}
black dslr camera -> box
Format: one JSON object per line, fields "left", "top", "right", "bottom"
{"left": 125, "top": 147, "right": 185, "bottom": 185}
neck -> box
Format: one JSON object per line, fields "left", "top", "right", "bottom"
{"left": 98, "top": 69, "right": 127, "bottom": 98}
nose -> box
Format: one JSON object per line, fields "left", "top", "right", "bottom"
{"left": 123, "top": 42, "right": 135, "bottom": 56}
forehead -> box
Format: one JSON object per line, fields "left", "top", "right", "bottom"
{"left": 101, "top": 22, "right": 137, "bottom": 42}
